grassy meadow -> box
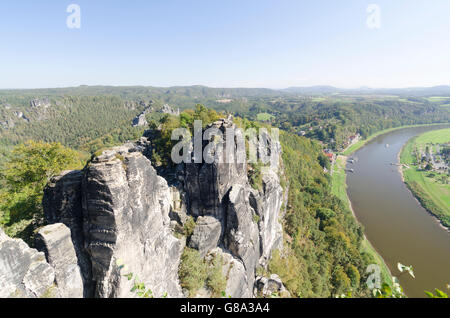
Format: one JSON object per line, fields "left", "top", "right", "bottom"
{"left": 400, "top": 128, "right": 450, "bottom": 227}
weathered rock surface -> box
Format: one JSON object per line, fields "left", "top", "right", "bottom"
{"left": 30, "top": 98, "right": 50, "bottom": 108}
{"left": 35, "top": 223, "right": 83, "bottom": 298}
{"left": 82, "top": 149, "right": 185, "bottom": 297}
{"left": 225, "top": 185, "right": 261, "bottom": 293}
{"left": 132, "top": 113, "right": 148, "bottom": 127}
{"left": 257, "top": 171, "right": 284, "bottom": 264}
{"left": 188, "top": 216, "right": 222, "bottom": 256}
{"left": 254, "top": 274, "right": 290, "bottom": 297}
{"left": 0, "top": 228, "right": 58, "bottom": 298}
{"left": 210, "top": 248, "right": 251, "bottom": 298}
{"left": 160, "top": 104, "right": 180, "bottom": 115}
{"left": 43, "top": 169, "right": 93, "bottom": 297}
{"left": 179, "top": 118, "right": 285, "bottom": 297}
{"left": 183, "top": 119, "right": 247, "bottom": 219}
{"left": 132, "top": 105, "right": 153, "bottom": 127}
{"left": 28, "top": 116, "right": 286, "bottom": 299}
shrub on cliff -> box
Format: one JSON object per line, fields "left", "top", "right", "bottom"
{"left": 0, "top": 140, "right": 82, "bottom": 244}
{"left": 178, "top": 247, "right": 227, "bottom": 297}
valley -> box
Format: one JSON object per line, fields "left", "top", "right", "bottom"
{"left": 0, "top": 86, "right": 449, "bottom": 298}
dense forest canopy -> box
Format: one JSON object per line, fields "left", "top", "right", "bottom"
{"left": 1, "top": 86, "right": 448, "bottom": 157}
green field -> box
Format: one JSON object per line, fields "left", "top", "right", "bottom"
{"left": 256, "top": 112, "right": 275, "bottom": 121}
{"left": 331, "top": 155, "right": 393, "bottom": 286}
{"left": 427, "top": 96, "right": 450, "bottom": 103}
{"left": 331, "top": 155, "right": 349, "bottom": 203}
{"left": 400, "top": 128, "right": 450, "bottom": 227}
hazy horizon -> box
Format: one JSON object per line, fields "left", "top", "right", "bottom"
{"left": 1, "top": 83, "right": 450, "bottom": 91}
{"left": 1, "top": 0, "right": 450, "bottom": 89}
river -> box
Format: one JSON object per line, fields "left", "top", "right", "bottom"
{"left": 346, "top": 124, "right": 450, "bottom": 298}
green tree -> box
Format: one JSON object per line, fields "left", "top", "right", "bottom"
{"left": 0, "top": 140, "right": 81, "bottom": 243}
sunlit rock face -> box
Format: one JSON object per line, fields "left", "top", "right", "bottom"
{"left": 81, "top": 149, "right": 185, "bottom": 298}
{"left": 35, "top": 223, "right": 84, "bottom": 298}
{"left": 0, "top": 228, "right": 58, "bottom": 298}
{"left": 35, "top": 117, "right": 285, "bottom": 298}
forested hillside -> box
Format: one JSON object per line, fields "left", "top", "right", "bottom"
{"left": 2, "top": 86, "right": 449, "bottom": 158}
{"left": 268, "top": 132, "right": 373, "bottom": 297}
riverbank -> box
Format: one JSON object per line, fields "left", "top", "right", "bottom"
{"left": 331, "top": 155, "right": 393, "bottom": 286}
{"left": 398, "top": 129, "right": 450, "bottom": 229}
{"left": 342, "top": 123, "right": 447, "bottom": 156}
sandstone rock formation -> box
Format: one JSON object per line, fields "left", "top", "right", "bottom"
{"left": 132, "top": 113, "right": 148, "bottom": 127}
{"left": 42, "top": 169, "right": 93, "bottom": 297}
{"left": 160, "top": 104, "right": 180, "bottom": 115}
{"left": 30, "top": 98, "right": 50, "bottom": 108}
{"left": 178, "top": 118, "right": 284, "bottom": 297}
{"left": 82, "top": 148, "right": 185, "bottom": 297}
{"left": 132, "top": 105, "right": 153, "bottom": 127}
{"left": 254, "top": 274, "right": 290, "bottom": 297}
{"left": 0, "top": 228, "right": 58, "bottom": 298}
{"left": 1, "top": 117, "right": 285, "bottom": 298}
{"left": 35, "top": 223, "right": 84, "bottom": 298}
{"left": 188, "top": 216, "right": 222, "bottom": 256}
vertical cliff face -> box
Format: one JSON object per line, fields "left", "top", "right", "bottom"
{"left": 35, "top": 223, "right": 84, "bottom": 298}
{"left": 42, "top": 169, "right": 93, "bottom": 297}
{"left": 179, "top": 118, "right": 285, "bottom": 297}
{"left": 81, "top": 149, "right": 185, "bottom": 298}
{"left": 183, "top": 119, "right": 248, "bottom": 220}
{"left": 0, "top": 117, "right": 286, "bottom": 298}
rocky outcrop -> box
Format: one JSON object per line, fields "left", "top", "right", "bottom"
{"left": 82, "top": 148, "right": 184, "bottom": 298}
{"left": 160, "top": 104, "right": 180, "bottom": 115}
{"left": 178, "top": 118, "right": 284, "bottom": 297}
{"left": 13, "top": 111, "right": 30, "bottom": 122}
{"left": 0, "top": 228, "right": 58, "bottom": 298}
{"left": 254, "top": 274, "right": 290, "bottom": 297}
{"left": 0, "top": 119, "right": 15, "bottom": 129}
{"left": 224, "top": 185, "right": 261, "bottom": 294}
{"left": 208, "top": 247, "right": 250, "bottom": 298}
{"left": 30, "top": 98, "right": 50, "bottom": 108}
{"left": 35, "top": 223, "right": 83, "bottom": 298}
{"left": 132, "top": 105, "right": 153, "bottom": 127}
{"left": 40, "top": 146, "right": 186, "bottom": 298}
{"left": 42, "top": 169, "right": 93, "bottom": 297}
{"left": 188, "top": 216, "right": 222, "bottom": 256}
{"left": 29, "top": 117, "right": 286, "bottom": 298}
{"left": 182, "top": 119, "right": 247, "bottom": 219}
{"left": 125, "top": 100, "right": 153, "bottom": 111}
{"left": 132, "top": 113, "right": 148, "bottom": 127}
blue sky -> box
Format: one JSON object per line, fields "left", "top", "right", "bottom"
{"left": 0, "top": 0, "right": 449, "bottom": 89}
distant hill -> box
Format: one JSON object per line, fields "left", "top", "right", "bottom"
{"left": 2, "top": 84, "right": 450, "bottom": 99}
{"left": 282, "top": 85, "right": 450, "bottom": 97}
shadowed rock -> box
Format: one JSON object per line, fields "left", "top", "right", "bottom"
{"left": 43, "top": 170, "right": 93, "bottom": 297}
{"left": 35, "top": 223, "right": 83, "bottom": 298}
{"left": 188, "top": 216, "right": 222, "bottom": 256}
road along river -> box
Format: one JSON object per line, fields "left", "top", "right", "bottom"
{"left": 346, "top": 124, "right": 450, "bottom": 298}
